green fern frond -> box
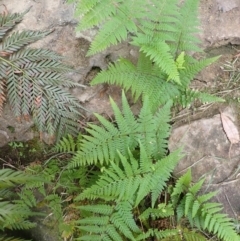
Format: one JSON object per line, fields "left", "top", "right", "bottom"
{"left": 3, "top": 219, "right": 36, "bottom": 230}
{"left": 169, "top": 0, "right": 201, "bottom": 54}
{"left": 173, "top": 171, "right": 240, "bottom": 241}
{"left": 91, "top": 54, "right": 180, "bottom": 110}
{"left": 0, "top": 169, "right": 38, "bottom": 188}
{"left": 77, "top": 0, "right": 141, "bottom": 55}
{"left": 76, "top": 0, "right": 118, "bottom": 31}
{"left": 0, "top": 168, "right": 45, "bottom": 232}
{"left": 0, "top": 200, "right": 36, "bottom": 230}
{"left": 69, "top": 91, "right": 172, "bottom": 167}
{"left": 91, "top": 53, "right": 222, "bottom": 111}
{"left": 76, "top": 144, "right": 181, "bottom": 208}
{"left": 73, "top": 0, "right": 99, "bottom": 15}
{"left": 87, "top": 12, "right": 137, "bottom": 56}
{"left": 182, "top": 228, "right": 207, "bottom": 241}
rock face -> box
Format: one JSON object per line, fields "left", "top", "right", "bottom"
{"left": 169, "top": 106, "right": 240, "bottom": 218}
{"left": 199, "top": 0, "right": 240, "bottom": 47}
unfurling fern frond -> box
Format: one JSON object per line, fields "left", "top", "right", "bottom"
{"left": 0, "top": 9, "right": 86, "bottom": 139}
{"left": 172, "top": 170, "right": 240, "bottom": 241}
{"left": 69, "top": 91, "right": 172, "bottom": 167}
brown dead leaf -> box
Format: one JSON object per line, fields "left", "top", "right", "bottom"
{"left": 220, "top": 112, "right": 240, "bottom": 144}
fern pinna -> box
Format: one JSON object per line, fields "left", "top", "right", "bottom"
{"left": 0, "top": 8, "right": 85, "bottom": 139}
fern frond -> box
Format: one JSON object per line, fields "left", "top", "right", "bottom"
{"left": 0, "top": 169, "right": 38, "bottom": 188}
{"left": 179, "top": 56, "right": 220, "bottom": 88}
{"left": 76, "top": 0, "right": 118, "bottom": 31}
{"left": 138, "top": 227, "right": 207, "bottom": 241}
{"left": 0, "top": 200, "right": 36, "bottom": 230}
{"left": 91, "top": 53, "right": 221, "bottom": 112}
{"left": 78, "top": 0, "right": 141, "bottom": 55}
{"left": 173, "top": 172, "right": 240, "bottom": 241}
{"left": 3, "top": 219, "right": 36, "bottom": 230}
{"left": 1, "top": 30, "right": 52, "bottom": 54}
{"left": 132, "top": 36, "right": 180, "bottom": 84}
{"left": 182, "top": 228, "right": 207, "bottom": 241}
{"left": 69, "top": 91, "right": 172, "bottom": 167}
{"left": 169, "top": 0, "right": 201, "bottom": 54}
{"left": 91, "top": 54, "right": 180, "bottom": 110}
{"left": 10, "top": 48, "right": 62, "bottom": 64}
{"left": 0, "top": 9, "right": 87, "bottom": 139}
{"left": 87, "top": 11, "right": 137, "bottom": 56}
{"left": 0, "top": 8, "right": 30, "bottom": 40}
{"left": 76, "top": 144, "right": 181, "bottom": 209}
{"left": 4, "top": 53, "right": 84, "bottom": 137}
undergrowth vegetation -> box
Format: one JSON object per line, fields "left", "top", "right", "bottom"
{"left": 0, "top": 0, "right": 239, "bottom": 241}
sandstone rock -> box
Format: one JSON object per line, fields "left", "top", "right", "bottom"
{"left": 169, "top": 106, "right": 240, "bottom": 218}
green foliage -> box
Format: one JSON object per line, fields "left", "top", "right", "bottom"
{"left": 45, "top": 94, "right": 239, "bottom": 240}
{"left": 0, "top": 237, "right": 31, "bottom": 241}
{"left": 3, "top": 0, "right": 235, "bottom": 240}
{"left": 0, "top": 168, "right": 44, "bottom": 241}
{"left": 172, "top": 170, "right": 239, "bottom": 241}
{"left": 53, "top": 133, "right": 82, "bottom": 153}
{"left": 91, "top": 53, "right": 223, "bottom": 110}
{"left": 71, "top": 0, "right": 224, "bottom": 110}
{"left": 0, "top": 9, "right": 86, "bottom": 139}
{"left": 21, "top": 157, "right": 99, "bottom": 240}
{"left": 68, "top": 91, "right": 172, "bottom": 167}
{"left": 75, "top": 145, "right": 182, "bottom": 240}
